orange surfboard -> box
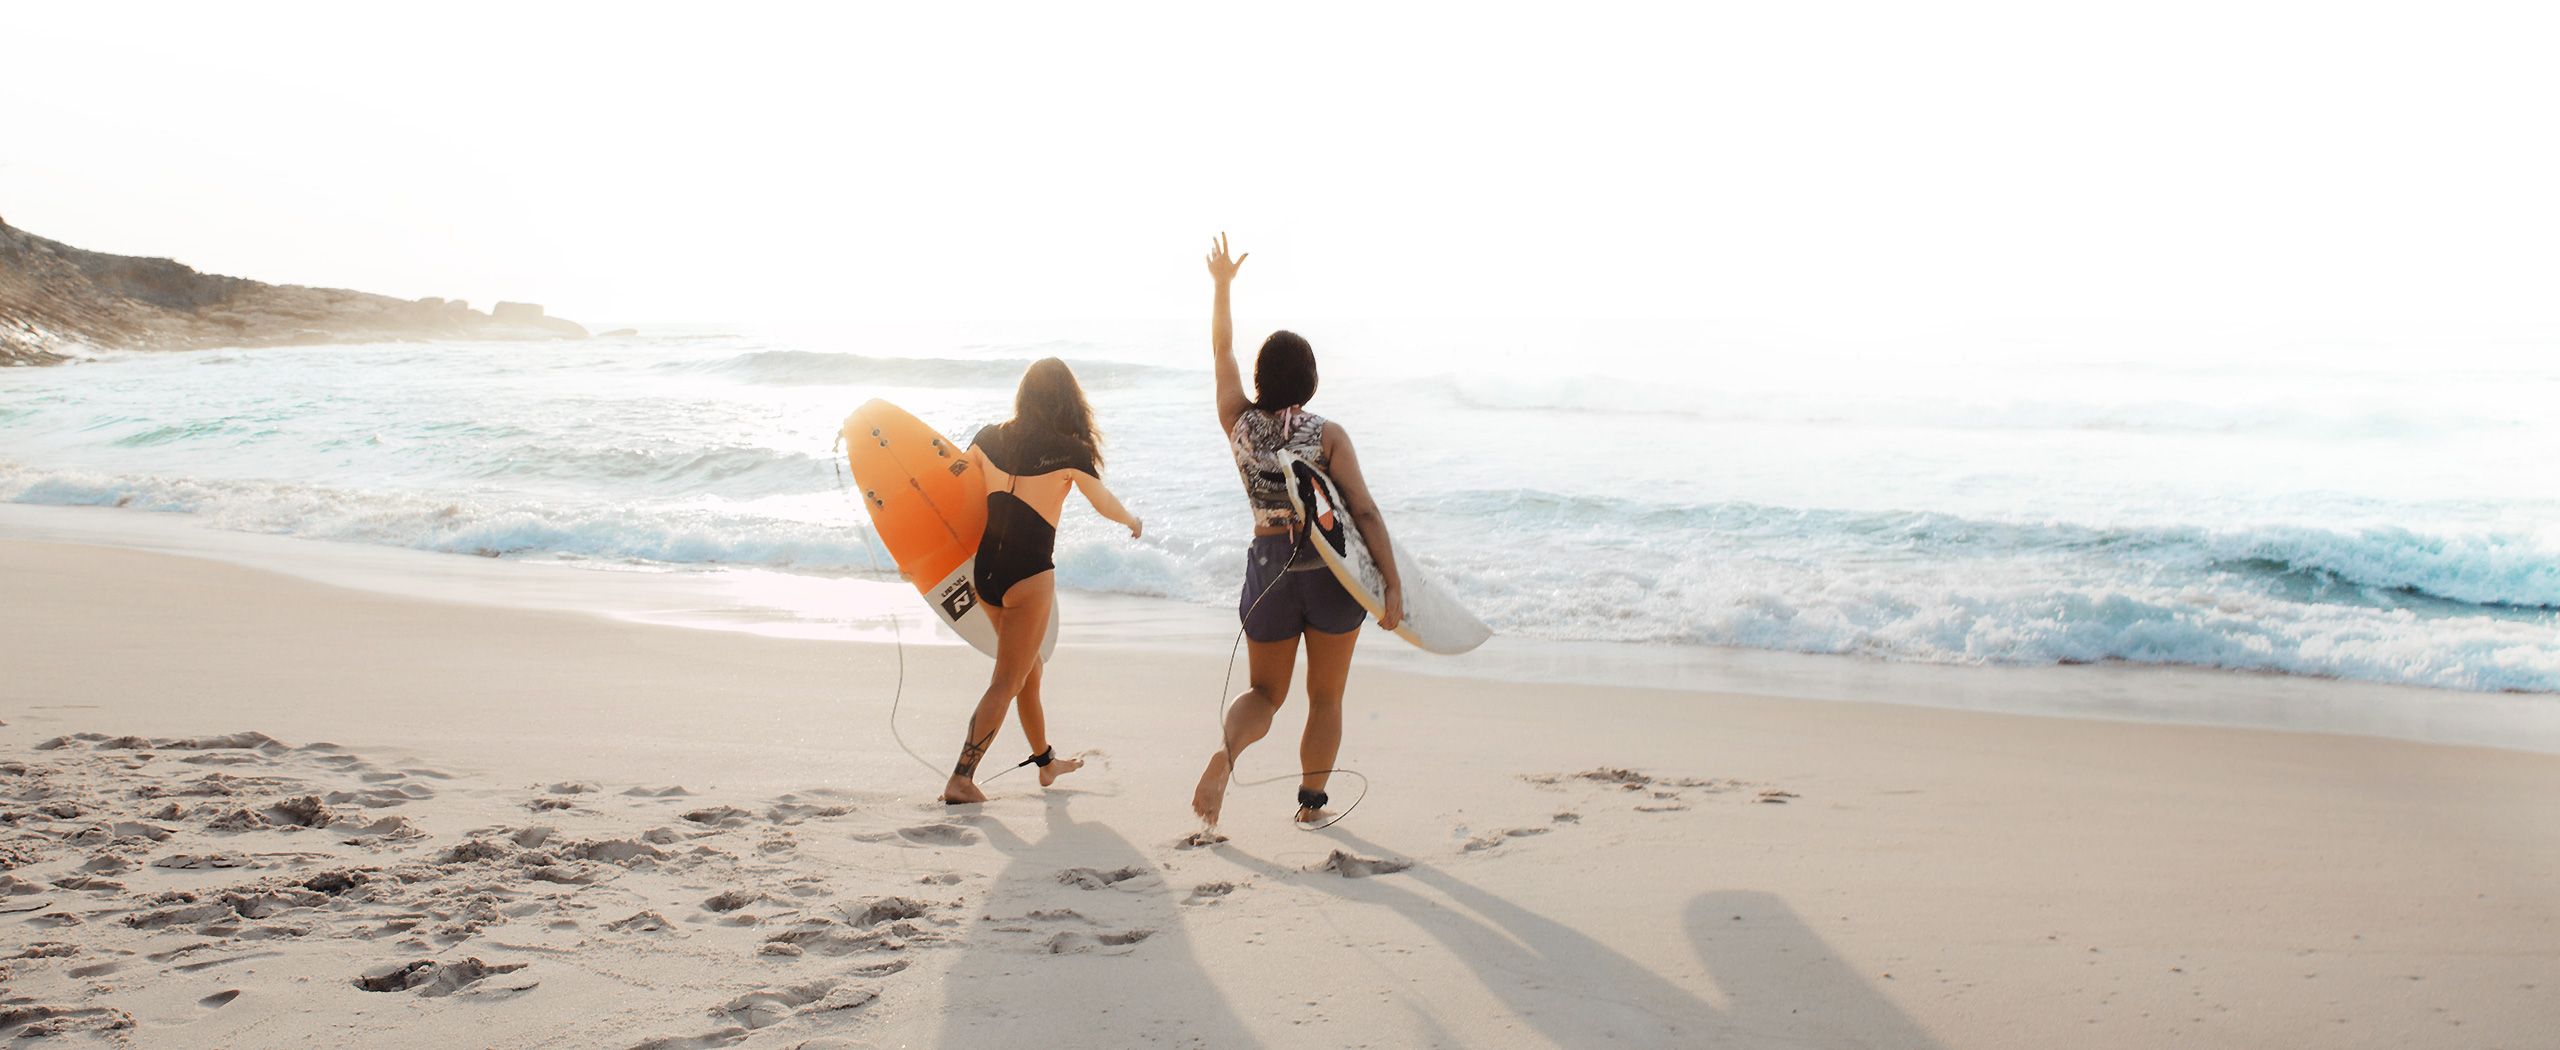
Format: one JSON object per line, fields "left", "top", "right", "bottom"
{"left": 841, "top": 399, "right": 1058, "bottom": 660}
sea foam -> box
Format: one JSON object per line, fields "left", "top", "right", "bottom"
{"left": 3, "top": 329, "right": 2554, "bottom": 694}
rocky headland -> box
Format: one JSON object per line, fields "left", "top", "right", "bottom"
{"left": 0, "top": 217, "right": 587, "bottom": 366}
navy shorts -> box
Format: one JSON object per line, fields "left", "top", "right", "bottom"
{"left": 1240, "top": 534, "right": 1367, "bottom": 642}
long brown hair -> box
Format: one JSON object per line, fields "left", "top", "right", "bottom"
{"left": 1011, "top": 356, "right": 1103, "bottom": 471}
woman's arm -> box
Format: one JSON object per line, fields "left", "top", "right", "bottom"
{"left": 1321, "top": 425, "right": 1403, "bottom": 630}
{"left": 1207, "top": 233, "right": 1250, "bottom": 431}
{"left": 1073, "top": 471, "right": 1143, "bottom": 539}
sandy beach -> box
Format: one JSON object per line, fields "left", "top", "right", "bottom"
{"left": 2, "top": 538, "right": 2552, "bottom": 1048}
{"left": 12, "top": 4, "right": 2559, "bottom": 1046}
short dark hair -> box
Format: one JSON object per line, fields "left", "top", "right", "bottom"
{"left": 1252, "top": 330, "right": 1317, "bottom": 412}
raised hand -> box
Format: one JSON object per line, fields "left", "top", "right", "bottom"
{"left": 1205, "top": 232, "right": 1247, "bottom": 284}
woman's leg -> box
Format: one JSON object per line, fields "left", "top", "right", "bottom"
{"left": 941, "top": 574, "right": 1056, "bottom": 803}
{"left": 1014, "top": 644, "right": 1047, "bottom": 752}
{"left": 1191, "top": 633, "right": 1300, "bottom": 826}
{"left": 1297, "top": 625, "right": 1361, "bottom": 819}
{"left": 1007, "top": 611, "right": 1086, "bottom": 787}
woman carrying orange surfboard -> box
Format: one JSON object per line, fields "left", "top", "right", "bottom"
{"left": 1191, "top": 233, "right": 1406, "bottom": 828}
{"left": 939, "top": 358, "right": 1144, "bottom": 805}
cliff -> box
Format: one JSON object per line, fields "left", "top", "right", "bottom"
{"left": 0, "top": 219, "right": 586, "bottom": 366}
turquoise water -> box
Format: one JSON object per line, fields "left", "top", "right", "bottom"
{"left": 3, "top": 323, "right": 2556, "bottom": 691}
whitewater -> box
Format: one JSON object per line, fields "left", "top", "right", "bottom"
{"left": 2, "top": 322, "right": 2555, "bottom": 692}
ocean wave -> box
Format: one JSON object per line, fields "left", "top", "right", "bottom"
{"left": 0, "top": 466, "right": 889, "bottom": 571}
{"left": 1425, "top": 489, "right": 2560, "bottom": 611}
{"left": 1438, "top": 535, "right": 2560, "bottom": 692}
{"left": 669, "top": 350, "right": 1176, "bottom": 389}
{"left": 456, "top": 441, "right": 833, "bottom": 496}
{"left": 113, "top": 419, "right": 271, "bottom": 448}
{"left": 1074, "top": 508, "right": 2559, "bottom": 691}
{"left": 2202, "top": 526, "right": 2560, "bottom": 610}
{"left": 1429, "top": 373, "right": 2506, "bottom": 438}
{"left": 5, "top": 459, "right": 2553, "bottom": 693}
{"left": 1391, "top": 488, "right": 2560, "bottom": 690}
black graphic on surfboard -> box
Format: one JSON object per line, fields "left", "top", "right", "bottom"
{"left": 1279, "top": 451, "right": 1491, "bottom": 655}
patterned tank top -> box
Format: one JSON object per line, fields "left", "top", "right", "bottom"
{"left": 1229, "top": 407, "right": 1328, "bottom": 530}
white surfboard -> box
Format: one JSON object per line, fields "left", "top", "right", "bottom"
{"left": 913, "top": 558, "right": 1061, "bottom": 661}
{"left": 1277, "top": 449, "right": 1492, "bottom": 655}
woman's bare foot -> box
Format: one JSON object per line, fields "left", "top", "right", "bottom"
{"left": 1037, "top": 752, "right": 1084, "bottom": 787}
{"left": 940, "top": 775, "right": 985, "bottom": 805}
{"left": 1295, "top": 805, "right": 1327, "bottom": 825}
{"left": 1191, "top": 751, "right": 1232, "bottom": 826}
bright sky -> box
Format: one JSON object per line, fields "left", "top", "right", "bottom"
{"left": 8, "top": 2, "right": 2557, "bottom": 327}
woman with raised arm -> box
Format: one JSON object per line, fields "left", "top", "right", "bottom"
{"left": 1191, "top": 233, "right": 1405, "bottom": 828}
{"left": 939, "top": 357, "right": 1144, "bottom": 805}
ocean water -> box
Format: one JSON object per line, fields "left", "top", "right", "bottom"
{"left": 2, "top": 323, "right": 2556, "bottom": 693}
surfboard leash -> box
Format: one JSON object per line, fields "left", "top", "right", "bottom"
{"left": 833, "top": 443, "right": 935, "bottom": 779}
{"left": 1216, "top": 524, "right": 1370, "bottom": 832}
{"left": 838, "top": 430, "right": 1352, "bottom": 812}
{"left": 834, "top": 441, "right": 1037, "bottom": 786}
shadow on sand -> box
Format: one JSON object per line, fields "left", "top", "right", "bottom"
{"left": 1216, "top": 827, "right": 1946, "bottom": 1049}
{"left": 934, "top": 792, "right": 1261, "bottom": 1047}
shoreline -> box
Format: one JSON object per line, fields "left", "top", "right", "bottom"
{"left": 2, "top": 537, "right": 2555, "bottom": 1046}
{"left": 5, "top": 500, "right": 2554, "bottom": 756}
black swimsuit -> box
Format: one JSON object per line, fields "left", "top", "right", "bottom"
{"left": 969, "top": 421, "right": 1096, "bottom": 608}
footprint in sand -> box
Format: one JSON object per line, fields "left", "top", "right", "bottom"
{"left": 703, "top": 890, "right": 763, "bottom": 914}
{"left": 991, "top": 906, "right": 1091, "bottom": 932}
{"left": 1183, "top": 881, "right": 1239, "bottom": 906}
{"left": 1042, "top": 928, "right": 1154, "bottom": 954}
{"left": 624, "top": 785, "right": 695, "bottom": 798}
{"left": 715, "top": 979, "right": 881, "bottom": 1030}
{"left": 1055, "top": 866, "right": 1155, "bottom": 891}
{"left": 0, "top": 1003, "right": 135, "bottom": 1039}
{"left": 1526, "top": 767, "right": 1769, "bottom": 814}
{"left": 354, "top": 957, "right": 533, "bottom": 997}
{"left": 765, "top": 799, "right": 857, "bottom": 824}
{"left": 846, "top": 959, "right": 911, "bottom": 978}
{"left": 150, "top": 852, "right": 251, "bottom": 870}
{"left": 836, "top": 896, "right": 932, "bottom": 928}
{"left": 606, "top": 911, "right": 675, "bottom": 934}
{"left": 680, "top": 806, "right": 754, "bottom": 829}
{"left": 762, "top": 915, "right": 940, "bottom": 957}
{"left": 893, "top": 823, "right": 980, "bottom": 847}
{"left": 633, "top": 979, "right": 882, "bottom": 1048}
{"left": 1460, "top": 826, "right": 1552, "bottom": 852}
{"left": 1317, "top": 851, "right": 1412, "bottom": 878}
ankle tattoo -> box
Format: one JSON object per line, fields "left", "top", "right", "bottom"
{"left": 953, "top": 730, "right": 995, "bottom": 779}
